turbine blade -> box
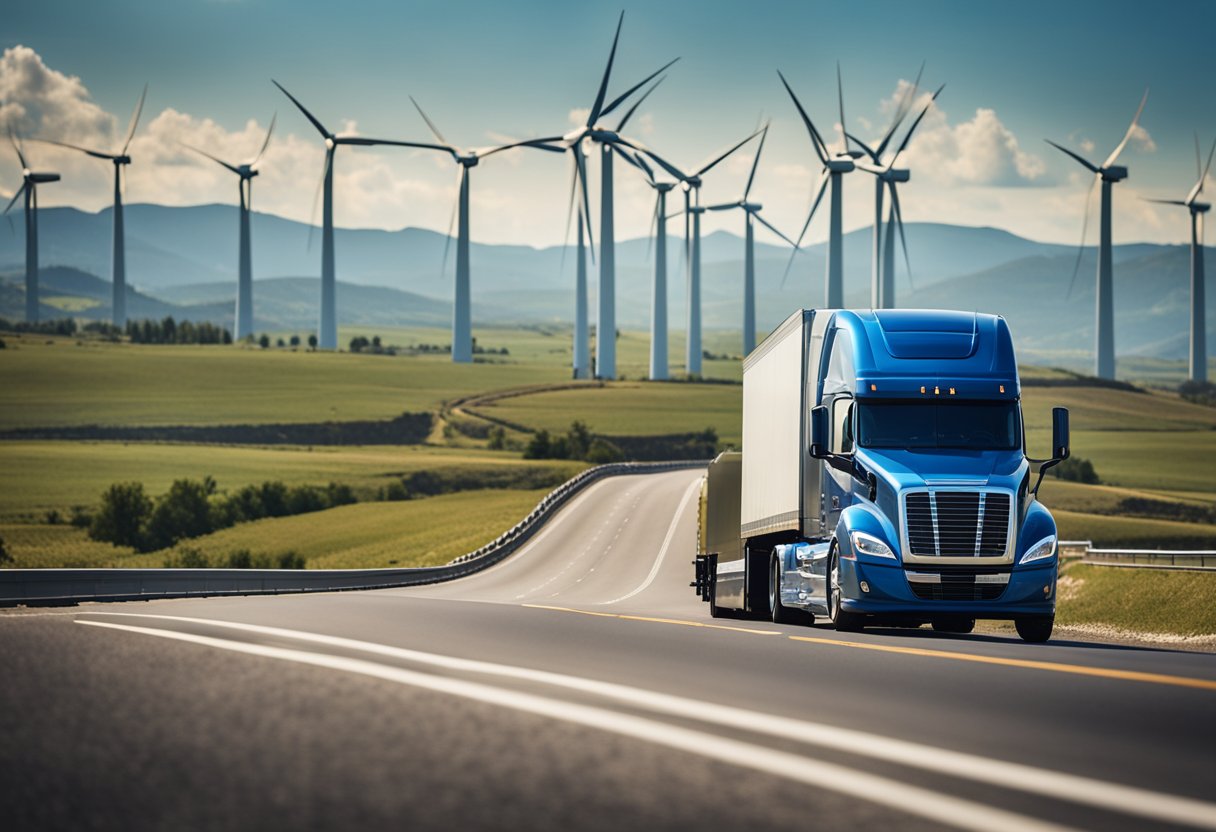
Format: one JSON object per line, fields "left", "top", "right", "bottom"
{"left": 252, "top": 113, "right": 276, "bottom": 168}
{"left": 889, "top": 184, "right": 913, "bottom": 284}
{"left": 440, "top": 167, "right": 462, "bottom": 279}
{"left": 273, "top": 80, "right": 331, "bottom": 139}
{"left": 1196, "top": 132, "right": 1204, "bottom": 183}
{"left": 1066, "top": 174, "right": 1101, "bottom": 300}
{"left": 560, "top": 153, "right": 579, "bottom": 274}
{"left": 33, "top": 137, "right": 115, "bottom": 160}
{"left": 366, "top": 137, "right": 455, "bottom": 154}
{"left": 836, "top": 62, "right": 849, "bottom": 153}
{"left": 876, "top": 61, "right": 925, "bottom": 157}
{"left": 636, "top": 146, "right": 687, "bottom": 182}
{"left": 180, "top": 141, "right": 241, "bottom": 175}
{"left": 9, "top": 131, "right": 29, "bottom": 170}
{"left": 777, "top": 70, "right": 828, "bottom": 165}
{"left": 781, "top": 169, "right": 831, "bottom": 289}
{"left": 889, "top": 83, "right": 945, "bottom": 168}
{"left": 587, "top": 11, "right": 625, "bottom": 127}
{"left": 846, "top": 132, "right": 878, "bottom": 162}
{"left": 603, "top": 58, "right": 680, "bottom": 121}
{"left": 632, "top": 150, "right": 656, "bottom": 184}
{"left": 1201, "top": 137, "right": 1216, "bottom": 194}
{"left": 409, "top": 96, "right": 449, "bottom": 146}
{"left": 1144, "top": 198, "right": 1187, "bottom": 206}
{"left": 3, "top": 181, "right": 26, "bottom": 215}
{"left": 705, "top": 202, "right": 737, "bottom": 211}
{"left": 743, "top": 123, "right": 769, "bottom": 200}
{"left": 753, "top": 210, "right": 797, "bottom": 248}
{"left": 122, "top": 84, "right": 148, "bottom": 156}
{"left": 647, "top": 194, "right": 659, "bottom": 259}
{"left": 1102, "top": 88, "right": 1149, "bottom": 169}
{"left": 573, "top": 145, "right": 596, "bottom": 262}
{"left": 695, "top": 128, "right": 761, "bottom": 177}
{"left": 478, "top": 137, "right": 566, "bottom": 158}
{"left": 307, "top": 147, "right": 332, "bottom": 252}
{"left": 614, "top": 74, "right": 666, "bottom": 134}
{"left": 1045, "top": 139, "right": 1100, "bottom": 174}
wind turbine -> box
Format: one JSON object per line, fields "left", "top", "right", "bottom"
{"left": 37, "top": 84, "right": 147, "bottom": 327}
{"left": 402, "top": 97, "right": 563, "bottom": 363}
{"left": 636, "top": 131, "right": 761, "bottom": 375}
{"left": 779, "top": 65, "right": 861, "bottom": 307}
{"left": 849, "top": 80, "right": 945, "bottom": 308}
{"left": 1046, "top": 89, "right": 1149, "bottom": 380}
{"left": 4, "top": 134, "right": 60, "bottom": 323}
{"left": 619, "top": 150, "right": 677, "bottom": 379}
{"left": 273, "top": 80, "right": 438, "bottom": 351}
{"left": 703, "top": 123, "right": 799, "bottom": 354}
{"left": 554, "top": 11, "right": 678, "bottom": 379}
{"left": 1147, "top": 135, "right": 1214, "bottom": 383}
{"left": 180, "top": 115, "right": 276, "bottom": 341}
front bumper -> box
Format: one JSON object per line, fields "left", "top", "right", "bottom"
{"left": 838, "top": 558, "right": 1057, "bottom": 618}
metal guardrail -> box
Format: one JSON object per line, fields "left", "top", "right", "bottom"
{"left": 0, "top": 460, "right": 709, "bottom": 607}
{"left": 1081, "top": 548, "right": 1216, "bottom": 571}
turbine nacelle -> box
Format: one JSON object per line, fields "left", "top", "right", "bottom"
{"left": 883, "top": 168, "right": 911, "bottom": 183}
{"left": 826, "top": 158, "right": 854, "bottom": 173}
{"left": 238, "top": 164, "right": 258, "bottom": 179}
{"left": 1101, "top": 165, "right": 1128, "bottom": 182}
{"left": 113, "top": 155, "right": 132, "bottom": 166}
{"left": 743, "top": 201, "right": 763, "bottom": 213}
{"left": 28, "top": 172, "right": 61, "bottom": 183}
{"left": 591, "top": 129, "right": 620, "bottom": 144}
{"left": 458, "top": 153, "right": 480, "bottom": 168}
{"left": 1193, "top": 202, "right": 1212, "bottom": 214}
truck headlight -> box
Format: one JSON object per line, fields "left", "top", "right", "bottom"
{"left": 850, "top": 530, "right": 896, "bottom": 560}
{"left": 1019, "top": 534, "right": 1057, "bottom": 565}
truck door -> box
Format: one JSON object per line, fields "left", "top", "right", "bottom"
{"left": 821, "top": 327, "right": 857, "bottom": 533}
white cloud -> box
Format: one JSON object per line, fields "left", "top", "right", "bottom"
{"left": 1129, "top": 123, "right": 1156, "bottom": 153}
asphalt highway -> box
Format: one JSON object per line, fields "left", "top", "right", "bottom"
{"left": 3, "top": 468, "right": 1215, "bottom": 831}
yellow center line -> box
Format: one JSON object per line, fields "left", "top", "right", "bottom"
{"left": 522, "top": 604, "right": 781, "bottom": 636}
{"left": 788, "top": 635, "right": 1216, "bottom": 692}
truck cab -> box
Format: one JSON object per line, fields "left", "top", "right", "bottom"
{"left": 695, "top": 309, "right": 1070, "bottom": 643}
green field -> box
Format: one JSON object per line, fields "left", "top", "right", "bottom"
{"left": 0, "top": 488, "right": 549, "bottom": 570}
{"left": 2, "top": 322, "right": 1214, "bottom": 573}
{"left": 1056, "top": 562, "right": 1216, "bottom": 636}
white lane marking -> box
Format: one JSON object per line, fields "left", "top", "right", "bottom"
{"left": 599, "top": 477, "right": 702, "bottom": 606}
{"left": 77, "top": 617, "right": 1073, "bottom": 832}
{"left": 77, "top": 612, "right": 1216, "bottom": 831}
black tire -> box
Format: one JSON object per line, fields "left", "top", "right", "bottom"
{"left": 828, "top": 542, "right": 864, "bottom": 632}
{"left": 747, "top": 549, "right": 771, "bottom": 620}
{"left": 932, "top": 617, "right": 976, "bottom": 634}
{"left": 770, "top": 556, "right": 799, "bottom": 625}
{"left": 1015, "top": 615, "right": 1054, "bottom": 643}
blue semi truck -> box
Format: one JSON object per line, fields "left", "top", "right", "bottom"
{"left": 694, "top": 308, "right": 1070, "bottom": 642}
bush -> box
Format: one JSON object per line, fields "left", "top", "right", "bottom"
{"left": 146, "top": 479, "right": 215, "bottom": 550}
{"left": 487, "top": 426, "right": 507, "bottom": 450}
{"left": 524, "top": 429, "right": 552, "bottom": 459}
{"left": 0, "top": 536, "right": 11, "bottom": 566}
{"left": 586, "top": 438, "right": 623, "bottom": 463}
{"left": 1179, "top": 380, "right": 1216, "bottom": 407}
{"left": 166, "top": 546, "right": 210, "bottom": 568}
{"left": 45, "top": 509, "right": 62, "bottom": 525}
{"left": 1050, "top": 456, "right": 1100, "bottom": 485}
{"left": 278, "top": 551, "right": 305, "bottom": 569}
{"left": 382, "top": 480, "right": 409, "bottom": 501}
{"left": 89, "top": 482, "right": 152, "bottom": 550}
{"left": 226, "top": 548, "right": 253, "bottom": 569}
{"left": 69, "top": 505, "right": 92, "bottom": 528}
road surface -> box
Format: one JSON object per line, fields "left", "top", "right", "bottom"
{"left": 3, "top": 468, "right": 1214, "bottom": 831}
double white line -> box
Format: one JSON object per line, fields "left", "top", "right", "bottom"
{"left": 78, "top": 613, "right": 1216, "bottom": 832}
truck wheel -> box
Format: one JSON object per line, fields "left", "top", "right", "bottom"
{"left": 1015, "top": 615, "right": 1054, "bottom": 643}
{"left": 932, "top": 617, "right": 976, "bottom": 634}
{"left": 770, "top": 556, "right": 798, "bottom": 625}
{"left": 828, "top": 543, "right": 864, "bottom": 632}
{"left": 708, "top": 582, "right": 723, "bottom": 619}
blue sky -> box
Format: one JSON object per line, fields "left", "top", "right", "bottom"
{"left": 3, "top": 0, "right": 1214, "bottom": 246}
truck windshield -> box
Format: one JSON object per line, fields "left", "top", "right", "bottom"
{"left": 857, "top": 400, "right": 1020, "bottom": 451}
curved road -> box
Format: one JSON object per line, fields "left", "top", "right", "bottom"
{"left": 3, "top": 469, "right": 1215, "bottom": 831}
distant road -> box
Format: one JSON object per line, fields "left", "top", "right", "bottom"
{"left": 3, "top": 469, "right": 1215, "bottom": 831}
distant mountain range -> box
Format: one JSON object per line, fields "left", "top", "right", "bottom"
{"left": 1, "top": 203, "right": 1211, "bottom": 362}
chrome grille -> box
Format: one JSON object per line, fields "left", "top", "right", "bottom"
{"left": 904, "top": 490, "right": 1011, "bottom": 557}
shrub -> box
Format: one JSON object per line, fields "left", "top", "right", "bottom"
{"left": 146, "top": 479, "right": 214, "bottom": 550}
{"left": 0, "top": 536, "right": 11, "bottom": 565}
{"left": 226, "top": 548, "right": 253, "bottom": 569}
{"left": 1050, "top": 456, "right": 1100, "bottom": 485}
{"left": 69, "top": 505, "right": 92, "bottom": 528}
{"left": 524, "top": 429, "right": 552, "bottom": 459}
{"left": 278, "top": 551, "right": 305, "bottom": 569}
{"left": 308, "top": 334, "right": 318, "bottom": 349}
{"left": 382, "top": 480, "right": 409, "bottom": 501}
{"left": 45, "top": 509, "right": 62, "bottom": 525}
{"left": 487, "top": 426, "right": 507, "bottom": 450}
{"left": 586, "top": 438, "right": 623, "bottom": 464}
{"left": 89, "top": 482, "right": 152, "bottom": 550}
{"left": 166, "top": 547, "right": 210, "bottom": 568}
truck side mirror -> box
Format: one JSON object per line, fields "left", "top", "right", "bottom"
{"left": 810, "top": 405, "right": 829, "bottom": 458}
{"left": 1052, "top": 407, "right": 1070, "bottom": 461}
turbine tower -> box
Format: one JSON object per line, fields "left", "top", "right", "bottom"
{"left": 38, "top": 85, "right": 147, "bottom": 327}
{"left": 849, "top": 81, "right": 944, "bottom": 308}
{"left": 638, "top": 131, "right": 760, "bottom": 375}
{"left": 4, "top": 134, "right": 60, "bottom": 323}
{"left": 779, "top": 65, "right": 861, "bottom": 307}
{"left": 620, "top": 151, "right": 677, "bottom": 379}
{"left": 1047, "top": 89, "right": 1149, "bottom": 380}
{"left": 554, "top": 11, "right": 677, "bottom": 379}
{"left": 274, "top": 80, "right": 435, "bottom": 350}
{"left": 1147, "top": 135, "right": 1214, "bottom": 383}
{"left": 704, "top": 124, "right": 799, "bottom": 354}
{"left": 401, "top": 97, "right": 563, "bottom": 363}
{"left": 180, "top": 115, "right": 276, "bottom": 341}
